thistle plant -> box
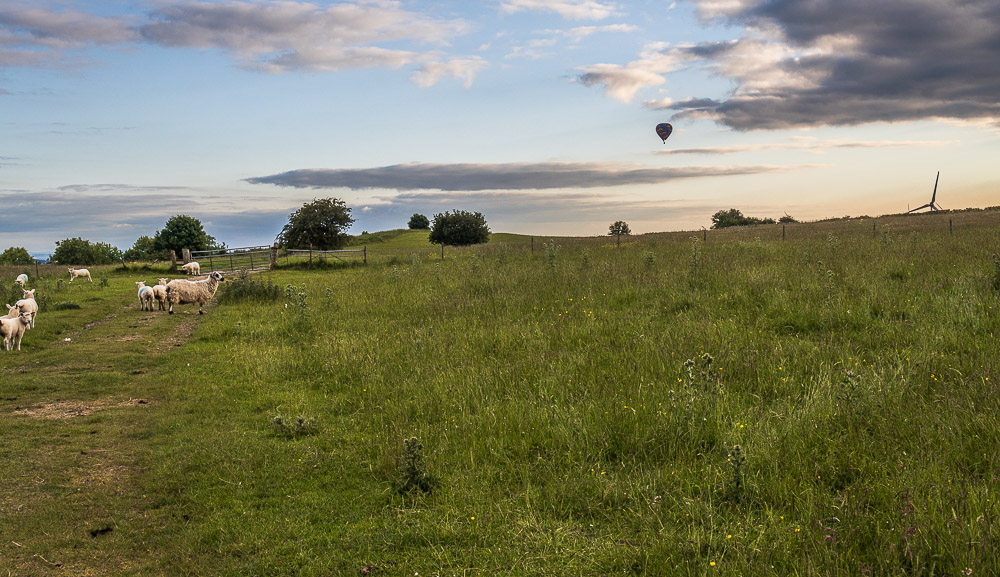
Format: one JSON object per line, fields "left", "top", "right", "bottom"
{"left": 728, "top": 444, "right": 746, "bottom": 493}
{"left": 688, "top": 236, "right": 701, "bottom": 282}
{"left": 543, "top": 240, "right": 560, "bottom": 270}
{"left": 395, "top": 436, "right": 434, "bottom": 494}
{"left": 271, "top": 414, "right": 317, "bottom": 438}
{"left": 643, "top": 251, "right": 655, "bottom": 270}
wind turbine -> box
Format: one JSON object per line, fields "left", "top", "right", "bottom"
{"left": 908, "top": 171, "right": 943, "bottom": 213}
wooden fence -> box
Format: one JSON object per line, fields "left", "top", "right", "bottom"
{"left": 189, "top": 245, "right": 273, "bottom": 274}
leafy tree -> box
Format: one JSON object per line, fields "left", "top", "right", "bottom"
{"left": 51, "top": 237, "right": 121, "bottom": 265}
{"left": 123, "top": 235, "right": 162, "bottom": 261}
{"left": 428, "top": 210, "right": 490, "bottom": 246}
{"left": 608, "top": 221, "right": 631, "bottom": 237}
{"left": 711, "top": 209, "right": 776, "bottom": 229}
{"left": 0, "top": 247, "right": 34, "bottom": 265}
{"left": 278, "top": 198, "right": 355, "bottom": 250}
{"left": 779, "top": 214, "right": 798, "bottom": 223}
{"left": 153, "top": 215, "right": 219, "bottom": 255}
{"left": 408, "top": 213, "right": 430, "bottom": 230}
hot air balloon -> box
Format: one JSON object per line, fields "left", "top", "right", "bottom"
{"left": 655, "top": 123, "right": 672, "bottom": 143}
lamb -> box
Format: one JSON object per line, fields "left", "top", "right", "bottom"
{"left": 0, "top": 311, "right": 32, "bottom": 351}
{"left": 136, "top": 281, "right": 154, "bottom": 311}
{"left": 181, "top": 262, "right": 201, "bottom": 275}
{"left": 15, "top": 273, "right": 27, "bottom": 287}
{"left": 69, "top": 268, "right": 92, "bottom": 282}
{"left": 166, "top": 271, "right": 224, "bottom": 314}
{"left": 152, "top": 278, "right": 168, "bottom": 311}
{"left": 6, "top": 290, "right": 38, "bottom": 329}
{"left": 14, "top": 289, "right": 37, "bottom": 329}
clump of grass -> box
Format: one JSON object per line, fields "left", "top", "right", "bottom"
{"left": 50, "top": 301, "right": 81, "bottom": 310}
{"left": 395, "top": 436, "right": 434, "bottom": 494}
{"left": 727, "top": 444, "right": 746, "bottom": 498}
{"left": 270, "top": 415, "right": 317, "bottom": 438}
{"left": 217, "top": 270, "right": 282, "bottom": 304}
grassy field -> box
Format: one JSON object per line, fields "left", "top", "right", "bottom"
{"left": 2, "top": 210, "right": 999, "bottom": 575}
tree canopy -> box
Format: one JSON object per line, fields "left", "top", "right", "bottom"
{"left": 608, "top": 221, "right": 631, "bottom": 237}
{"left": 123, "top": 235, "right": 162, "bottom": 261}
{"left": 408, "top": 213, "right": 430, "bottom": 230}
{"left": 710, "top": 209, "right": 777, "bottom": 229}
{"left": 51, "top": 238, "right": 122, "bottom": 265}
{"left": 278, "top": 198, "right": 355, "bottom": 250}
{"left": 0, "top": 246, "right": 34, "bottom": 265}
{"left": 428, "top": 210, "right": 490, "bottom": 246}
{"left": 153, "top": 215, "right": 219, "bottom": 255}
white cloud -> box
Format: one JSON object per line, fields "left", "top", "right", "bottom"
{"left": 576, "top": 42, "right": 686, "bottom": 103}
{"left": 410, "top": 56, "right": 489, "bottom": 88}
{"left": 499, "top": 0, "right": 619, "bottom": 20}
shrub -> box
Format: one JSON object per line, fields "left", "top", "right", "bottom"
{"left": 428, "top": 210, "right": 490, "bottom": 246}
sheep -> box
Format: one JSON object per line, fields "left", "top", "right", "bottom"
{"left": 14, "top": 289, "right": 37, "bottom": 329}
{"left": 0, "top": 310, "right": 32, "bottom": 351}
{"left": 69, "top": 268, "right": 92, "bottom": 282}
{"left": 136, "top": 281, "right": 154, "bottom": 311}
{"left": 152, "top": 278, "right": 168, "bottom": 311}
{"left": 6, "top": 290, "right": 38, "bottom": 330}
{"left": 181, "top": 261, "right": 201, "bottom": 275}
{"left": 15, "top": 273, "right": 27, "bottom": 287}
{"left": 166, "top": 271, "right": 224, "bottom": 314}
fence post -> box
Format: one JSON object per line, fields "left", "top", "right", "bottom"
{"left": 271, "top": 244, "right": 278, "bottom": 270}
{"left": 950, "top": 218, "right": 953, "bottom": 235}
{"left": 703, "top": 229, "right": 707, "bottom": 242}
{"left": 531, "top": 237, "right": 534, "bottom": 253}
{"left": 363, "top": 245, "right": 367, "bottom": 264}
{"left": 441, "top": 244, "right": 445, "bottom": 260}
{"left": 182, "top": 248, "right": 191, "bottom": 264}
{"left": 170, "top": 250, "right": 178, "bottom": 272}
{"left": 782, "top": 224, "right": 785, "bottom": 240}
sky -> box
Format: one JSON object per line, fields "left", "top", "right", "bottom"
{"left": 2, "top": 0, "right": 999, "bottom": 255}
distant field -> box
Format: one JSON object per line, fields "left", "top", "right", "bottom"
{"left": 2, "top": 209, "right": 999, "bottom": 575}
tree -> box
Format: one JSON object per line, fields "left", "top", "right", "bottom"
{"left": 779, "top": 214, "right": 798, "bottom": 223}
{"left": 51, "top": 237, "right": 121, "bottom": 265}
{"left": 408, "top": 213, "right": 430, "bottom": 230}
{"left": 0, "top": 247, "right": 34, "bottom": 265}
{"left": 278, "top": 198, "right": 355, "bottom": 250}
{"left": 428, "top": 210, "right": 490, "bottom": 246}
{"left": 608, "top": 221, "right": 631, "bottom": 237}
{"left": 123, "top": 235, "right": 162, "bottom": 261}
{"left": 710, "top": 209, "right": 776, "bottom": 229}
{"left": 153, "top": 215, "right": 219, "bottom": 255}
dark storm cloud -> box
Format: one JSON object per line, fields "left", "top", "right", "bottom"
{"left": 245, "top": 162, "right": 786, "bottom": 191}
{"left": 657, "top": 0, "right": 1000, "bottom": 129}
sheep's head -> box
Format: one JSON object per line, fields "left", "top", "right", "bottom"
{"left": 136, "top": 281, "right": 146, "bottom": 288}
{"left": 210, "top": 271, "right": 224, "bottom": 283}
{"left": 157, "top": 278, "right": 168, "bottom": 285}
{"left": 22, "top": 289, "right": 34, "bottom": 299}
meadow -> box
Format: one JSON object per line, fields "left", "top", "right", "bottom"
{"left": 1, "top": 210, "right": 999, "bottom": 576}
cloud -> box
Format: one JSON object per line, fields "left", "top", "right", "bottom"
{"left": 245, "top": 161, "right": 792, "bottom": 191}
{"left": 0, "top": 4, "right": 136, "bottom": 67}
{"left": 137, "top": 1, "right": 471, "bottom": 78}
{"left": 499, "top": 0, "right": 619, "bottom": 20}
{"left": 648, "top": 0, "right": 1000, "bottom": 129}
{"left": 659, "top": 137, "right": 955, "bottom": 155}
{"left": 0, "top": 2, "right": 481, "bottom": 86}
{"left": 576, "top": 42, "right": 687, "bottom": 103}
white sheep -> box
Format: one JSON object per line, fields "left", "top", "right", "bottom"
{"left": 136, "top": 281, "right": 154, "bottom": 311}
{"left": 0, "top": 310, "right": 32, "bottom": 351}
{"left": 181, "top": 262, "right": 201, "bottom": 275}
{"left": 7, "top": 290, "right": 38, "bottom": 329}
{"left": 69, "top": 268, "right": 92, "bottom": 282}
{"left": 166, "top": 271, "right": 224, "bottom": 314}
{"left": 14, "top": 289, "right": 37, "bottom": 329}
{"left": 152, "top": 278, "right": 168, "bottom": 311}
{"left": 15, "top": 273, "right": 27, "bottom": 287}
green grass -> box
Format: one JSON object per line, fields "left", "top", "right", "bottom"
{"left": 2, "top": 211, "right": 999, "bottom": 575}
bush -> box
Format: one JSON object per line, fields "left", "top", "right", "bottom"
{"left": 408, "top": 213, "right": 430, "bottom": 230}
{"left": 711, "top": 209, "right": 777, "bottom": 229}
{"left": 217, "top": 270, "right": 282, "bottom": 304}
{"left": 0, "top": 247, "right": 34, "bottom": 265}
{"left": 51, "top": 238, "right": 121, "bottom": 265}
{"left": 428, "top": 210, "right": 490, "bottom": 246}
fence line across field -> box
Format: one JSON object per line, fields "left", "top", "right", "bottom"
{"left": 189, "top": 245, "right": 273, "bottom": 274}
{"left": 285, "top": 247, "right": 366, "bottom": 265}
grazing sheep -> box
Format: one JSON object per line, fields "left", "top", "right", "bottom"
{"left": 152, "top": 278, "right": 168, "bottom": 311}
{"left": 69, "top": 268, "right": 92, "bottom": 282}
{"left": 181, "top": 261, "right": 201, "bottom": 275}
{"left": 166, "top": 271, "right": 224, "bottom": 314}
{"left": 0, "top": 311, "right": 32, "bottom": 351}
{"left": 15, "top": 289, "right": 37, "bottom": 329}
{"left": 136, "top": 281, "right": 154, "bottom": 311}
{"left": 15, "top": 273, "right": 27, "bottom": 287}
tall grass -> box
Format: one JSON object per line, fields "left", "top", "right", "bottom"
{"left": 2, "top": 211, "right": 998, "bottom": 575}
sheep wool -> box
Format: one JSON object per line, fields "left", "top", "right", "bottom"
{"left": 136, "top": 282, "right": 154, "bottom": 311}
{"left": 69, "top": 268, "right": 92, "bottom": 282}
{"left": 166, "top": 271, "right": 224, "bottom": 315}
{"left": 15, "top": 289, "right": 37, "bottom": 329}
{"left": 152, "top": 278, "right": 168, "bottom": 311}
{"left": 0, "top": 311, "right": 31, "bottom": 351}
{"left": 15, "top": 274, "right": 27, "bottom": 287}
